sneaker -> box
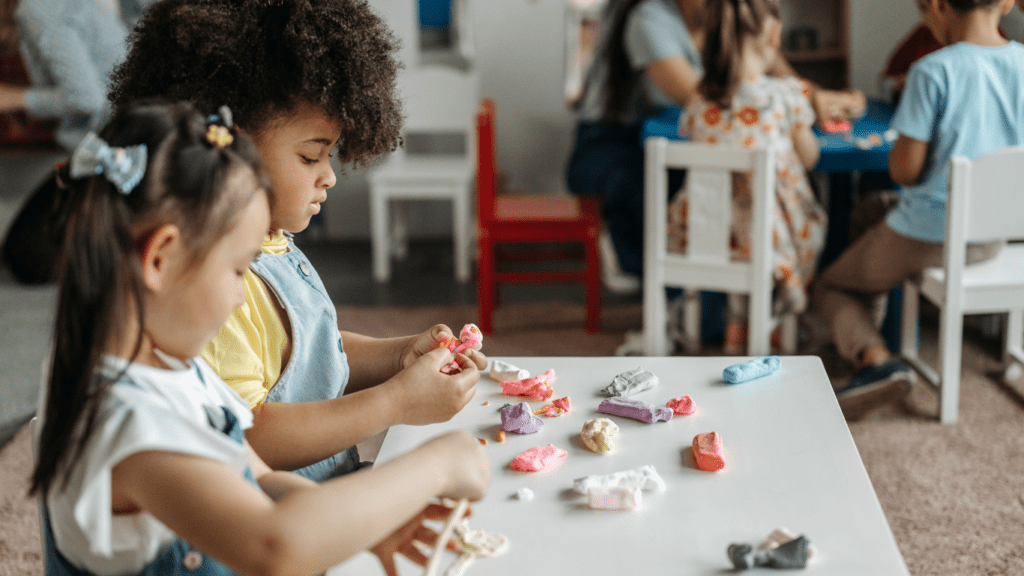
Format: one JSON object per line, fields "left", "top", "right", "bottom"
{"left": 599, "top": 228, "right": 640, "bottom": 295}
{"left": 835, "top": 359, "right": 914, "bottom": 421}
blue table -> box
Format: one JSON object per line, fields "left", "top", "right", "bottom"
{"left": 641, "top": 100, "right": 903, "bottom": 351}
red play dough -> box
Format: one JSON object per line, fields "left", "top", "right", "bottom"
{"left": 692, "top": 432, "right": 725, "bottom": 471}
{"left": 510, "top": 444, "right": 567, "bottom": 472}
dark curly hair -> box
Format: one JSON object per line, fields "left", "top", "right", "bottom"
{"left": 109, "top": 0, "right": 404, "bottom": 169}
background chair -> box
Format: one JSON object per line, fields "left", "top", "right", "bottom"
{"left": 642, "top": 138, "right": 797, "bottom": 357}
{"left": 900, "top": 147, "right": 1024, "bottom": 424}
{"left": 475, "top": 98, "right": 601, "bottom": 333}
{"left": 368, "top": 64, "right": 479, "bottom": 283}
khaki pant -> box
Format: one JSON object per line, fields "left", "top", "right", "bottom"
{"left": 812, "top": 195, "right": 1002, "bottom": 365}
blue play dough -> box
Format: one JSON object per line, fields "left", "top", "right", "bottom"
{"left": 723, "top": 356, "right": 781, "bottom": 384}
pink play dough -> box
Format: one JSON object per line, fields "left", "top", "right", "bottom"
{"left": 501, "top": 369, "right": 556, "bottom": 401}
{"left": 667, "top": 395, "right": 696, "bottom": 416}
{"left": 510, "top": 444, "right": 567, "bottom": 472}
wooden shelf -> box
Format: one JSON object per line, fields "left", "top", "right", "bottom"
{"left": 782, "top": 46, "right": 848, "bottom": 63}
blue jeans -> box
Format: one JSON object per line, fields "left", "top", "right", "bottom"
{"left": 566, "top": 120, "right": 684, "bottom": 276}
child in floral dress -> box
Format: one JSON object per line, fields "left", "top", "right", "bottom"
{"left": 667, "top": 0, "right": 826, "bottom": 352}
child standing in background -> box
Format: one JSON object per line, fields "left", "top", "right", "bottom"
{"left": 668, "top": 0, "right": 827, "bottom": 353}
{"left": 813, "top": 0, "right": 1022, "bottom": 420}
{"left": 108, "top": 0, "right": 488, "bottom": 482}
{"left": 31, "top": 100, "right": 489, "bottom": 576}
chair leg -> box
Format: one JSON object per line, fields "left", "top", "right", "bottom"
{"left": 585, "top": 231, "right": 601, "bottom": 333}
{"left": 748, "top": 291, "right": 771, "bottom": 357}
{"left": 938, "top": 306, "right": 965, "bottom": 425}
{"left": 642, "top": 272, "right": 667, "bottom": 356}
{"left": 900, "top": 281, "right": 920, "bottom": 362}
{"left": 780, "top": 314, "right": 798, "bottom": 355}
{"left": 477, "top": 232, "right": 495, "bottom": 333}
{"left": 1003, "top": 309, "right": 1024, "bottom": 381}
{"left": 390, "top": 202, "right": 409, "bottom": 260}
{"left": 683, "top": 291, "right": 701, "bottom": 354}
{"left": 370, "top": 188, "right": 390, "bottom": 283}
{"left": 453, "top": 192, "right": 471, "bottom": 283}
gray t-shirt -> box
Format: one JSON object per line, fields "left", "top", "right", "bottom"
{"left": 577, "top": 0, "right": 703, "bottom": 124}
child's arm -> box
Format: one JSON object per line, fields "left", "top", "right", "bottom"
{"left": 791, "top": 122, "right": 821, "bottom": 170}
{"left": 111, "top": 429, "right": 489, "bottom": 576}
{"left": 888, "top": 134, "right": 929, "bottom": 187}
{"left": 247, "top": 347, "right": 480, "bottom": 472}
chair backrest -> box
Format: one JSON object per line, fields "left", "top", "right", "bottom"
{"left": 643, "top": 137, "right": 775, "bottom": 294}
{"left": 396, "top": 65, "right": 480, "bottom": 161}
{"left": 475, "top": 98, "right": 498, "bottom": 223}
{"left": 948, "top": 146, "right": 1024, "bottom": 244}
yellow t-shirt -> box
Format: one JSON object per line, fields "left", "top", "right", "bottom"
{"left": 202, "top": 231, "right": 290, "bottom": 408}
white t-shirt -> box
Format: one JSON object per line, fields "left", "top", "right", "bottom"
{"left": 44, "top": 353, "right": 254, "bottom": 576}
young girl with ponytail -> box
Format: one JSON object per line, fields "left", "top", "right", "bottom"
{"left": 667, "top": 0, "right": 827, "bottom": 353}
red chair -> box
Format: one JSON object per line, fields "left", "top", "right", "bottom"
{"left": 475, "top": 98, "right": 602, "bottom": 333}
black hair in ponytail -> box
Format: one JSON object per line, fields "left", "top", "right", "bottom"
{"left": 30, "top": 100, "right": 268, "bottom": 497}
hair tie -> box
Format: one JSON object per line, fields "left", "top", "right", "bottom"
{"left": 206, "top": 105, "right": 235, "bottom": 148}
{"left": 68, "top": 133, "right": 147, "bottom": 195}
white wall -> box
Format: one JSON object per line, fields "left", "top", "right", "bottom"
{"left": 324, "top": 1, "right": 1024, "bottom": 240}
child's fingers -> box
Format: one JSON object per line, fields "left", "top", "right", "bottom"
{"left": 463, "top": 348, "right": 488, "bottom": 370}
{"left": 421, "top": 346, "right": 455, "bottom": 369}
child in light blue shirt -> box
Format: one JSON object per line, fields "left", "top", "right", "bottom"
{"left": 812, "top": 0, "right": 1022, "bottom": 420}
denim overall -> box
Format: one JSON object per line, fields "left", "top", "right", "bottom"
{"left": 42, "top": 368, "right": 256, "bottom": 575}
{"left": 250, "top": 235, "right": 359, "bottom": 481}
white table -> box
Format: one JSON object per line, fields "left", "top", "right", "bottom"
{"left": 330, "top": 356, "right": 909, "bottom": 575}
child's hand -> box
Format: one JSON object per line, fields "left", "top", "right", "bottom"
{"left": 391, "top": 347, "right": 480, "bottom": 425}
{"left": 401, "top": 324, "right": 488, "bottom": 372}
{"left": 419, "top": 430, "right": 491, "bottom": 501}
{"left": 370, "top": 502, "right": 470, "bottom": 576}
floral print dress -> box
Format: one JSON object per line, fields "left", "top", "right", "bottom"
{"left": 668, "top": 76, "right": 827, "bottom": 316}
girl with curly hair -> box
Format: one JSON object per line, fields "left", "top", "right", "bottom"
{"left": 31, "top": 99, "right": 489, "bottom": 576}
{"left": 104, "top": 0, "right": 489, "bottom": 492}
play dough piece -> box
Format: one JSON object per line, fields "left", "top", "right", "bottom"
{"left": 692, "top": 432, "right": 725, "bottom": 471}
{"left": 587, "top": 486, "right": 642, "bottom": 511}
{"left": 515, "top": 487, "right": 534, "bottom": 501}
{"left": 666, "top": 395, "right": 696, "bottom": 416}
{"left": 440, "top": 324, "right": 483, "bottom": 374}
{"left": 598, "top": 396, "right": 673, "bottom": 423}
{"left": 573, "top": 465, "right": 666, "bottom": 494}
{"left": 723, "top": 356, "right": 781, "bottom": 384}
{"left": 511, "top": 444, "right": 567, "bottom": 472}
{"left": 728, "top": 535, "right": 810, "bottom": 570}
{"left": 501, "top": 369, "right": 556, "bottom": 400}
{"left": 534, "top": 396, "right": 572, "bottom": 417}
{"left": 883, "top": 128, "right": 898, "bottom": 142}
{"left": 580, "top": 418, "right": 619, "bottom": 454}
{"left": 761, "top": 528, "right": 818, "bottom": 562}
{"left": 603, "top": 367, "right": 659, "bottom": 397}
{"left": 496, "top": 430, "right": 506, "bottom": 443}
{"left": 821, "top": 119, "right": 851, "bottom": 133}
{"left": 445, "top": 522, "right": 511, "bottom": 576}
{"left": 500, "top": 402, "right": 544, "bottom": 434}
{"left": 489, "top": 360, "right": 529, "bottom": 382}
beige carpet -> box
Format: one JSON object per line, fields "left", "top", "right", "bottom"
{"left": 4, "top": 301, "right": 1024, "bottom": 575}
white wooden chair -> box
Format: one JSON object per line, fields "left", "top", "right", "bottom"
{"left": 642, "top": 138, "right": 797, "bottom": 356}
{"left": 368, "top": 65, "right": 479, "bottom": 283}
{"left": 900, "top": 147, "right": 1024, "bottom": 424}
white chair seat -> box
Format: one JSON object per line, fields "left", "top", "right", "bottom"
{"left": 920, "top": 244, "right": 1024, "bottom": 312}
{"left": 370, "top": 156, "right": 474, "bottom": 186}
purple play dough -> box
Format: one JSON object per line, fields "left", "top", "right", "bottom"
{"left": 598, "top": 397, "right": 673, "bottom": 424}
{"left": 501, "top": 402, "right": 544, "bottom": 434}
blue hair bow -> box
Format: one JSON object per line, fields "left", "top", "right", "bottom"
{"left": 69, "top": 133, "right": 148, "bottom": 195}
